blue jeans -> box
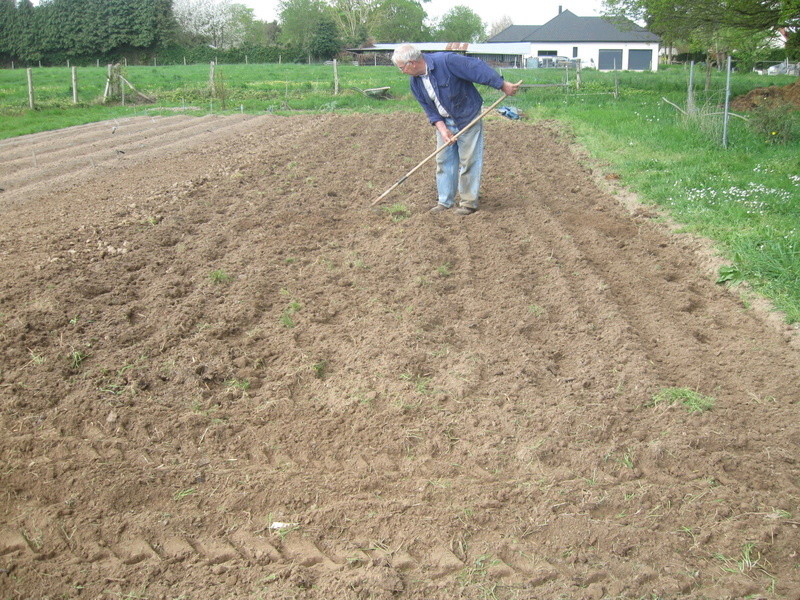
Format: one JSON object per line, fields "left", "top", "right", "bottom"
{"left": 435, "top": 118, "right": 484, "bottom": 209}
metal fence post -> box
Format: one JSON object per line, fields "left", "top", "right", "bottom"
{"left": 722, "top": 56, "right": 732, "bottom": 148}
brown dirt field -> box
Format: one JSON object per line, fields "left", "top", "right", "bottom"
{"left": 731, "top": 79, "right": 800, "bottom": 110}
{"left": 1, "top": 112, "right": 799, "bottom": 600}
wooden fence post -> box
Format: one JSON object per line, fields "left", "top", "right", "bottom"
{"left": 27, "top": 68, "right": 35, "bottom": 109}
{"left": 72, "top": 66, "right": 78, "bottom": 104}
{"left": 333, "top": 59, "right": 339, "bottom": 95}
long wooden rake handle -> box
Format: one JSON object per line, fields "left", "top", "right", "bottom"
{"left": 370, "top": 81, "right": 522, "bottom": 207}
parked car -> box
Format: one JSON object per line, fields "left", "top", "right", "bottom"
{"left": 767, "top": 61, "right": 799, "bottom": 75}
{"left": 536, "top": 56, "right": 577, "bottom": 69}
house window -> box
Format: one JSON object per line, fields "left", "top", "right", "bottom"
{"left": 537, "top": 50, "right": 557, "bottom": 56}
{"left": 572, "top": 47, "right": 578, "bottom": 58}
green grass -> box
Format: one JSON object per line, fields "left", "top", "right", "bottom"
{"left": 382, "top": 202, "right": 411, "bottom": 222}
{"left": 3, "top": 62, "right": 799, "bottom": 322}
{"left": 208, "top": 268, "right": 233, "bottom": 284}
{"left": 648, "top": 387, "right": 716, "bottom": 413}
{"left": 224, "top": 378, "right": 251, "bottom": 392}
{"left": 280, "top": 299, "right": 302, "bottom": 328}
{"left": 0, "top": 63, "right": 418, "bottom": 137}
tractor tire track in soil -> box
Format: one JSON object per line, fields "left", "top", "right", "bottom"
{"left": 0, "top": 113, "right": 798, "bottom": 599}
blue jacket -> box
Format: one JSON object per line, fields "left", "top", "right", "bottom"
{"left": 409, "top": 52, "right": 505, "bottom": 130}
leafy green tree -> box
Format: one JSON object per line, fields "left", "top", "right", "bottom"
{"left": 309, "top": 15, "right": 342, "bottom": 58}
{"left": 279, "top": 0, "right": 327, "bottom": 54}
{"left": 786, "top": 27, "right": 800, "bottom": 59}
{"left": 0, "top": 0, "right": 16, "bottom": 61}
{"left": 330, "top": 0, "right": 373, "bottom": 47}
{"left": 28, "top": 0, "right": 175, "bottom": 62}
{"left": 13, "top": 0, "right": 41, "bottom": 62}
{"left": 603, "top": 0, "right": 799, "bottom": 37}
{"left": 724, "top": 28, "right": 780, "bottom": 71}
{"left": 434, "top": 5, "right": 485, "bottom": 42}
{"left": 604, "top": 0, "right": 799, "bottom": 71}
{"left": 372, "top": 0, "right": 430, "bottom": 42}
{"left": 243, "top": 19, "right": 281, "bottom": 46}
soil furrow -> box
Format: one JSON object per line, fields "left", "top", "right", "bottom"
{"left": 0, "top": 114, "right": 197, "bottom": 167}
{"left": 0, "top": 114, "right": 260, "bottom": 198}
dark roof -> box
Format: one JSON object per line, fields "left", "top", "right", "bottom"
{"left": 486, "top": 25, "right": 540, "bottom": 43}
{"left": 487, "top": 9, "right": 660, "bottom": 43}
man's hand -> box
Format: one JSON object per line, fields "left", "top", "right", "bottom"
{"left": 501, "top": 80, "right": 521, "bottom": 96}
{"left": 435, "top": 121, "right": 455, "bottom": 144}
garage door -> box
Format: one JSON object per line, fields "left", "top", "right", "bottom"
{"left": 628, "top": 49, "right": 653, "bottom": 70}
{"left": 598, "top": 50, "right": 623, "bottom": 70}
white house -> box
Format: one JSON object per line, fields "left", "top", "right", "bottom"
{"left": 487, "top": 8, "right": 661, "bottom": 72}
{"left": 350, "top": 8, "right": 660, "bottom": 71}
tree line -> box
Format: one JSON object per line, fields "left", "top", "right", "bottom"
{"left": 1, "top": 0, "right": 795, "bottom": 68}
{"left": 0, "top": 0, "right": 509, "bottom": 67}
{"left": 604, "top": 0, "right": 799, "bottom": 70}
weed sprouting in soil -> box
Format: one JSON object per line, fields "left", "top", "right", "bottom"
{"left": 647, "top": 387, "right": 716, "bottom": 413}
{"left": 436, "top": 263, "right": 453, "bottom": 277}
{"left": 224, "top": 378, "right": 250, "bottom": 392}
{"left": 99, "top": 356, "right": 147, "bottom": 395}
{"left": 69, "top": 348, "right": 89, "bottom": 370}
{"left": 714, "top": 541, "right": 775, "bottom": 588}
{"left": 280, "top": 299, "right": 302, "bottom": 328}
{"left": 173, "top": 488, "right": 197, "bottom": 501}
{"left": 382, "top": 202, "right": 411, "bottom": 222}
{"left": 457, "top": 554, "right": 502, "bottom": 589}
{"left": 27, "top": 349, "right": 46, "bottom": 366}
{"left": 311, "top": 359, "right": 328, "bottom": 379}
{"left": 400, "top": 372, "right": 434, "bottom": 394}
{"left": 209, "top": 269, "right": 232, "bottom": 284}
{"left": 527, "top": 303, "right": 546, "bottom": 317}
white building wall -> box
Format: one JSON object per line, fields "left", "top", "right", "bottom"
{"left": 528, "top": 42, "right": 660, "bottom": 71}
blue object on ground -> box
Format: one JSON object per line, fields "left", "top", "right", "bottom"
{"left": 497, "top": 105, "right": 520, "bottom": 120}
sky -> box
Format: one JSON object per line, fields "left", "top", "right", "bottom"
{"left": 244, "top": 0, "right": 608, "bottom": 27}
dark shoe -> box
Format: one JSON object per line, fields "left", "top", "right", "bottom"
{"left": 455, "top": 206, "right": 477, "bottom": 216}
{"left": 430, "top": 203, "right": 450, "bottom": 213}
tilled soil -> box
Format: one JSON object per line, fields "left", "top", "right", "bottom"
{"left": 731, "top": 79, "right": 800, "bottom": 110}
{"left": 1, "top": 112, "right": 799, "bottom": 600}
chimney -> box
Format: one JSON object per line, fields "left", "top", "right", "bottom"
{"left": 558, "top": 5, "right": 562, "bottom": 13}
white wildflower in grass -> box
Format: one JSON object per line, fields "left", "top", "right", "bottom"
{"left": 790, "top": 175, "right": 800, "bottom": 184}
{"left": 685, "top": 183, "right": 791, "bottom": 216}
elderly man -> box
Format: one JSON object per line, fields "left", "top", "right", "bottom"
{"left": 392, "top": 43, "right": 520, "bottom": 215}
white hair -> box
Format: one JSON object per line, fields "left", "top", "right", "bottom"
{"left": 391, "top": 44, "right": 422, "bottom": 66}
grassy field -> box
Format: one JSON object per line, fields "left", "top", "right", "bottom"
{"left": 1, "top": 62, "right": 798, "bottom": 323}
